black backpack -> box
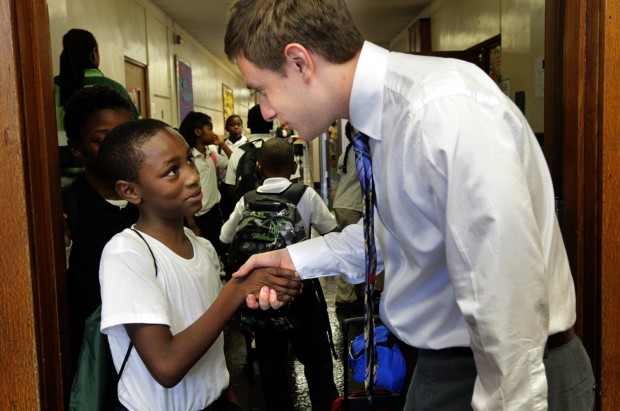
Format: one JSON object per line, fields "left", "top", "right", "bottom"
{"left": 234, "top": 139, "right": 264, "bottom": 201}
{"left": 227, "top": 184, "right": 308, "bottom": 331}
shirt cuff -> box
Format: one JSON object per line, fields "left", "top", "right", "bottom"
{"left": 288, "top": 237, "right": 338, "bottom": 279}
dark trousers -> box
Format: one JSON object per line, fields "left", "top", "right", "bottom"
{"left": 404, "top": 336, "right": 595, "bottom": 410}
{"left": 195, "top": 203, "right": 224, "bottom": 256}
{"left": 254, "top": 281, "right": 339, "bottom": 411}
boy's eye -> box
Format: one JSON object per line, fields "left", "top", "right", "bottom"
{"left": 165, "top": 166, "right": 178, "bottom": 177}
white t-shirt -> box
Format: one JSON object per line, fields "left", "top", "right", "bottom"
{"left": 100, "top": 227, "right": 228, "bottom": 411}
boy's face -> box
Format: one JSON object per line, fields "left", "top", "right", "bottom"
{"left": 69, "top": 108, "right": 134, "bottom": 175}
{"left": 134, "top": 128, "right": 203, "bottom": 219}
{"left": 236, "top": 54, "right": 333, "bottom": 141}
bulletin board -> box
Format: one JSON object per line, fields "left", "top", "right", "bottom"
{"left": 222, "top": 84, "right": 234, "bottom": 124}
{"left": 176, "top": 57, "right": 194, "bottom": 121}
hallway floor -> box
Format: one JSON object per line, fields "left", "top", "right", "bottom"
{"left": 223, "top": 276, "right": 392, "bottom": 411}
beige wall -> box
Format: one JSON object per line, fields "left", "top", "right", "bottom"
{"left": 47, "top": 0, "right": 253, "bottom": 134}
{"left": 390, "top": 0, "right": 545, "bottom": 133}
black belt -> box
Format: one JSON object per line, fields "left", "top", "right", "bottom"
{"left": 546, "top": 326, "right": 576, "bottom": 350}
{"left": 423, "top": 326, "right": 576, "bottom": 357}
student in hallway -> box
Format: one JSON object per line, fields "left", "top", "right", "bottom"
{"left": 225, "top": 0, "right": 595, "bottom": 409}
{"left": 61, "top": 86, "right": 139, "bottom": 378}
{"left": 220, "top": 138, "right": 339, "bottom": 411}
{"left": 55, "top": 29, "right": 140, "bottom": 137}
{"left": 178, "top": 111, "right": 231, "bottom": 257}
{"left": 224, "top": 104, "right": 274, "bottom": 201}
{"left": 97, "top": 119, "right": 302, "bottom": 410}
{"left": 217, "top": 114, "right": 248, "bottom": 220}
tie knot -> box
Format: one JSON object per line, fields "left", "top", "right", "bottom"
{"left": 352, "top": 131, "right": 368, "bottom": 144}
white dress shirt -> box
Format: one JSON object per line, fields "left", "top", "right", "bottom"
{"left": 288, "top": 42, "right": 576, "bottom": 410}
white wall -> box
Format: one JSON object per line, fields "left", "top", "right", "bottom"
{"left": 47, "top": 0, "right": 254, "bottom": 134}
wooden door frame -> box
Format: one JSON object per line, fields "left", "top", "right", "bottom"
{"left": 0, "top": 0, "right": 615, "bottom": 409}
{"left": 0, "top": 0, "right": 66, "bottom": 408}
{"left": 545, "top": 0, "right": 619, "bottom": 409}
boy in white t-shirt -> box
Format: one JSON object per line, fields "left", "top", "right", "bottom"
{"left": 97, "top": 119, "right": 302, "bottom": 411}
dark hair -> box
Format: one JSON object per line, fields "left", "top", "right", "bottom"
{"left": 178, "top": 111, "right": 213, "bottom": 148}
{"left": 63, "top": 85, "right": 135, "bottom": 142}
{"left": 258, "top": 138, "right": 294, "bottom": 176}
{"left": 225, "top": 114, "right": 242, "bottom": 128}
{"left": 98, "top": 119, "right": 171, "bottom": 183}
{"left": 225, "top": 0, "right": 363, "bottom": 73}
{"left": 58, "top": 29, "right": 98, "bottom": 106}
{"left": 247, "top": 104, "right": 273, "bottom": 134}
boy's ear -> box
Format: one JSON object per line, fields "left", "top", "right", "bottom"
{"left": 115, "top": 180, "right": 142, "bottom": 205}
{"left": 67, "top": 139, "right": 83, "bottom": 159}
{"left": 284, "top": 43, "right": 314, "bottom": 80}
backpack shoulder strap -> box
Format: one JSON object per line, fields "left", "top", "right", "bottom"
{"left": 117, "top": 229, "right": 159, "bottom": 378}
{"left": 278, "top": 183, "right": 308, "bottom": 205}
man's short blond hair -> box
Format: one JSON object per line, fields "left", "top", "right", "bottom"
{"left": 225, "top": 0, "right": 364, "bottom": 73}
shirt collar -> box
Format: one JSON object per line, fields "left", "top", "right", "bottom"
{"left": 84, "top": 68, "right": 104, "bottom": 78}
{"left": 349, "top": 41, "right": 389, "bottom": 142}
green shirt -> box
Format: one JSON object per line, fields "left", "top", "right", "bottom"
{"left": 54, "top": 68, "right": 141, "bottom": 132}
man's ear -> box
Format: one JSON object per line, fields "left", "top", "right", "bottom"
{"left": 284, "top": 43, "right": 314, "bottom": 80}
{"left": 67, "top": 139, "right": 83, "bottom": 159}
{"left": 115, "top": 180, "right": 142, "bottom": 205}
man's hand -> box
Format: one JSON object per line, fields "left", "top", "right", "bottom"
{"left": 230, "top": 265, "right": 301, "bottom": 310}
{"left": 232, "top": 249, "right": 299, "bottom": 310}
{"left": 233, "top": 248, "right": 296, "bottom": 277}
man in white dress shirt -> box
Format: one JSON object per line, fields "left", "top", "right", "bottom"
{"left": 224, "top": 1, "right": 595, "bottom": 410}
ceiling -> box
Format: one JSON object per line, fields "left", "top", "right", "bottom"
{"left": 150, "top": 0, "right": 433, "bottom": 73}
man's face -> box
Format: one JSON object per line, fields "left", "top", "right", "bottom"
{"left": 236, "top": 54, "right": 332, "bottom": 141}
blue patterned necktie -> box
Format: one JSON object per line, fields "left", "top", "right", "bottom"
{"left": 352, "top": 130, "right": 378, "bottom": 402}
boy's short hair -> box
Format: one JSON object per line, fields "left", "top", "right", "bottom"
{"left": 225, "top": 0, "right": 364, "bottom": 73}
{"left": 63, "top": 86, "right": 135, "bottom": 142}
{"left": 98, "top": 118, "right": 171, "bottom": 184}
{"left": 258, "top": 138, "right": 294, "bottom": 176}
{"left": 247, "top": 104, "right": 273, "bottom": 134}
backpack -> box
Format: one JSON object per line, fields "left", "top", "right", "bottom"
{"left": 348, "top": 325, "right": 407, "bottom": 393}
{"left": 234, "top": 139, "right": 264, "bottom": 201}
{"left": 69, "top": 229, "right": 156, "bottom": 410}
{"left": 226, "top": 184, "right": 308, "bottom": 332}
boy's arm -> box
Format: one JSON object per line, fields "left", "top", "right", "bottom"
{"left": 125, "top": 268, "right": 300, "bottom": 388}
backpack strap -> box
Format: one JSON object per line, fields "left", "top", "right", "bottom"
{"left": 311, "top": 278, "right": 338, "bottom": 360}
{"left": 117, "top": 228, "right": 159, "bottom": 378}
{"left": 244, "top": 183, "right": 308, "bottom": 205}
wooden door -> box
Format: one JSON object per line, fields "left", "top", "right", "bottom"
{"left": 124, "top": 58, "right": 148, "bottom": 118}
{"left": 0, "top": 0, "right": 66, "bottom": 408}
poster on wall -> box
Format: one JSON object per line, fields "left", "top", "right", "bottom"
{"left": 222, "top": 84, "right": 234, "bottom": 125}
{"left": 176, "top": 57, "right": 194, "bottom": 121}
